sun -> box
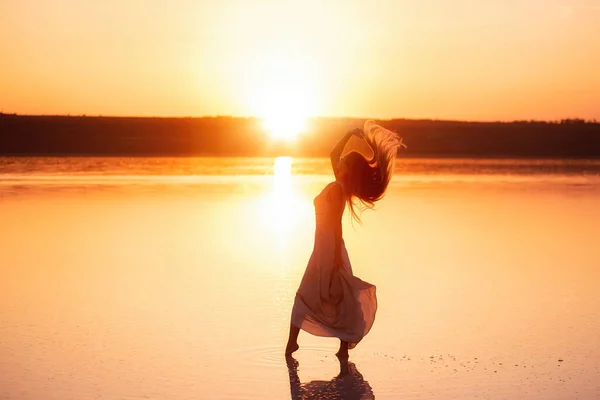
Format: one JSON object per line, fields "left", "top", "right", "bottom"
{"left": 258, "top": 90, "right": 310, "bottom": 140}
{"left": 262, "top": 109, "right": 307, "bottom": 141}
{"left": 250, "top": 70, "right": 314, "bottom": 141}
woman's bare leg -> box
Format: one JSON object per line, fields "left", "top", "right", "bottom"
{"left": 285, "top": 324, "right": 300, "bottom": 356}
{"left": 336, "top": 340, "right": 349, "bottom": 358}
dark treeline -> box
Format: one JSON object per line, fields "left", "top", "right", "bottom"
{"left": 1, "top": 114, "right": 600, "bottom": 158}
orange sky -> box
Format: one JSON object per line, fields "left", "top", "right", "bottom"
{"left": 1, "top": 0, "right": 599, "bottom": 121}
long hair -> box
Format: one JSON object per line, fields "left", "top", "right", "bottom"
{"left": 343, "top": 120, "right": 405, "bottom": 223}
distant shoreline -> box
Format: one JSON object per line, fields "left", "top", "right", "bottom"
{"left": 1, "top": 154, "right": 599, "bottom": 160}
{"left": 2, "top": 114, "right": 600, "bottom": 158}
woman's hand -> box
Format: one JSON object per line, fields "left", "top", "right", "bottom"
{"left": 349, "top": 128, "right": 364, "bottom": 138}
{"left": 331, "top": 127, "right": 365, "bottom": 178}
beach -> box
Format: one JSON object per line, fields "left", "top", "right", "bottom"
{"left": 1, "top": 157, "right": 599, "bottom": 399}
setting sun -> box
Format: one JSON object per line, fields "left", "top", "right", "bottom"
{"left": 243, "top": 53, "right": 317, "bottom": 141}
{"left": 254, "top": 80, "right": 312, "bottom": 141}
{"left": 261, "top": 112, "right": 307, "bottom": 141}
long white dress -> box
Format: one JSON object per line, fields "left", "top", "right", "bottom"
{"left": 291, "top": 181, "right": 377, "bottom": 349}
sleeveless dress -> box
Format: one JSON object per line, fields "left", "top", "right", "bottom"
{"left": 290, "top": 181, "right": 377, "bottom": 349}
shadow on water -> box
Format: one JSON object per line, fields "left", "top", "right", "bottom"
{"left": 286, "top": 355, "right": 375, "bottom": 400}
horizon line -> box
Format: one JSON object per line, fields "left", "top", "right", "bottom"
{"left": 1, "top": 112, "right": 597, "bottom": 124}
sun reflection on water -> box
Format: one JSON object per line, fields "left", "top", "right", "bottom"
{"left": 268, "top": 157, "right": 297, "bottom": 249}
{"left": 253, "top": 157, "right": 309, "bottom": 267}
{"left": 250, "top": 156, "right": 315, "bottom": 288}
{"left": 272, "top": 156, "right": 293, "bottom": 188}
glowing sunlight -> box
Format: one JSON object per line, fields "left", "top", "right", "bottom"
{"left": 262, "top": 112, "right": 307, "bottom": 141}
{"left": 248, "top": 62, "right": 315, "bottom": 141}
{"left": 257, "top": 157, "right": 306, "bottom": 254}
{"left": 272, "top": 156, "right": 293, "bottom": 178}
{"left": 258, "top": 90, "right": 309, "bottom": 141}
{"left": 270, "top": 156, "right": 295, "bottom": 241}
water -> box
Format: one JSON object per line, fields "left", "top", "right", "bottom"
{"left": 1, "top": 157, "right": 599, "bottom": 399}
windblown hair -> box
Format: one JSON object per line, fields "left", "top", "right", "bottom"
{"left": 343, "top": 120, "right": 405, "bottom": 223}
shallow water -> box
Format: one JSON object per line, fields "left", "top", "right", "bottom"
{"left": 1, "top": 157, "right": 599, "bottom": 399}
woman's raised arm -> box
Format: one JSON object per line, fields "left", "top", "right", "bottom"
{"left": 330, "top": 128, "right": 363, "bottom": 178}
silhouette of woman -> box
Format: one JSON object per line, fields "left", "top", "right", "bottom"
{"left": 285, "top": 120, "right": 403, "bottom": 357}
{"left": 286, "top": 356, "right": 375, "bottom": 400}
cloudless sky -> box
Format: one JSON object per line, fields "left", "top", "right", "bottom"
{"left": 1, "top": 0, "right": 599, "bottom": 120}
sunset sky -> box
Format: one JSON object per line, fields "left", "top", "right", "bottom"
{"left": 1, "top": 0, "right": 599, "bottom": 121}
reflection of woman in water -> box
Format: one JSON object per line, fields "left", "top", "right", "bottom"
{"left": 285, "top": 120, "right": 403, "bottom": 357}
{"left": 286, "top": 356, "right": 375, "bottom": 400}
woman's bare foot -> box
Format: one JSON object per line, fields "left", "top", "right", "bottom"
{"left": 285, "top": 324, "right": 301, "bottom": 356}
{"left": 285, "top": 342, "right": 299, "bottom": 356}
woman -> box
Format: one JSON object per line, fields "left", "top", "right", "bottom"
{"left": 285, "top": 120, "right": 403, "bottom": 357}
